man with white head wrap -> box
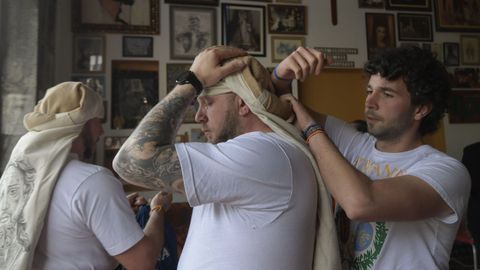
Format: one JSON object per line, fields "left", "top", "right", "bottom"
{"left": 0, "top": 82, "right": 170, "bottom": 269}
{"left": 114, "top": 46, "right": 340, "bottom": 270}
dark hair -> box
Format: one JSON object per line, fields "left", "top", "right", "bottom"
{"left": 364, "top": 46, "right": 451, "bottom": 136}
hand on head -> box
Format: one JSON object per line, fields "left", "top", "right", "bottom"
{"left": 275, "top": 47, "right": 332, "bottom": 82}
{"left": 190, "top": 46, "right": 248, "bottom": 88}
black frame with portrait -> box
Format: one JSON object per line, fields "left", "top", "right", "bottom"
{"left": 397, "top": 13, "right": 433, "bottom": 42}
{"left": 365, "top": 13, "right": 396, "bottom": 60}
{"left": 385, "top": 0, "right": 431, "bottom": 11}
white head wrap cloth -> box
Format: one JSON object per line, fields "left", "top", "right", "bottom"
{"left": 0, "top": 82, "right": 104, "bottom": 269}
{"left": 201, "top": 54, "right": 341, "bottom": 270}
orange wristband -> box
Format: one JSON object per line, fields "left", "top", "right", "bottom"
{"left": 150, "top": 205, "right": 165, "bottom": 214}
{"left": 306, "top": 129, "right": 323, "bottom": 144}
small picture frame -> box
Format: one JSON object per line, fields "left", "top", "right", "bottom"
{"left": 397, "top": 13, "right": 433, "bottom": 42}
{"left": 165, "top": 0, "right": 219, "bottom": 5}
{"left": 365, "top": 13, "right": 396, "bottom": 60}
{"left": 358, "top": 0, "right": 384, "bottom": 8}
{"left": 72, "top": 0, "right": 160, "bottom": 34}
{"left": 170, "top": 6, "right": 217, "bottom": 60}
{"left": 460, "top": 35, "right": 480, "bottom": 65}
{"left": 385, "top": 0, "right": 431, "bottom": 11}
{"left": 72, "top": 34, "right": 105, "bottom": 73}
{"left": 71, "top": 75, "right": 106, "bottom": 98}
{"left": 267, "top": 4, "right": 307, "bottom": 35}
{"left": 443, "top": 42, "right": 460, "bottom": 66}
{"left": 122, "top": 36, "right": 153, "bottom": 57}
{"left": 448, "top": 90, "right": 480, "bottom": 123}
{"left": 222, "top": 3, "right": 266, "bottom": 56}
{"left": 452, "top": 68, "right": 480, "bottom": 88}
{"left": 271, "top": 36, "right": 305, "bottom": 63}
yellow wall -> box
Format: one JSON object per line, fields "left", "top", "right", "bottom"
{"left": 298, "top": 69, "right": 446, "bottom": 151}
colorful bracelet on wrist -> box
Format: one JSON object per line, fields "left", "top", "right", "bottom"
{"left": 150, "top": 205, "right": 165, "bottom": 214}
{"left": 302, "top": 123, "right": 324, "bottom": 142}
{"left": 273, "top": 66, "right": 291, "bottom": 81}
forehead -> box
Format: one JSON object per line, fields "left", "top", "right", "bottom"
{"left": 368, "top": 74, "right": 409, "bottom": 95}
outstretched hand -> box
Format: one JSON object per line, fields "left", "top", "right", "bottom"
{"left": 280, "top": 94, "right": 316, "bottom": 131}
{"left": 190, "top": 46, "right": 248, "bottom": 88}
{"left": 127, "top": 192, "right": 148, "bottom": 213}
{"left": 274, "top": 47, "right": 332, "bottom": 82}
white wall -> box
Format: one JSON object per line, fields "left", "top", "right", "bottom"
{"left": 56, "top": 0, "right": 479, "bottom": 162}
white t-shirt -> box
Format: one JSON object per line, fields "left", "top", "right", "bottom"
{"left": 32, "top": 159, "right": 144, "bottom": 270}
{"left": 175, "top": 132, "right": 318, "bottom": 270}
{"left": 326, "top": 116, "right": 471, "bottom": 270}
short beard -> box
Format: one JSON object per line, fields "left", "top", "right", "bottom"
{"left": 213, "top": 104, "right": 238, "bottom": 144}
{"left": 368, "top": 110, "right": 415, "bottom": 141}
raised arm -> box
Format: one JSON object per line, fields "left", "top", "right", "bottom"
{"left": 113, "top": 46, "right": 247, "bottom": 191}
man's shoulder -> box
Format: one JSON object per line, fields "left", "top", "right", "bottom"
{"left": 63, "top": 159, "right": 114, "bottom": 179}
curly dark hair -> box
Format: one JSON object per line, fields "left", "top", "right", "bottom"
{"left": 364, "top": 46, "right": 451, "bottom": 136}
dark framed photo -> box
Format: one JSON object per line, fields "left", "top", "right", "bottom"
{"left": 166, "top": 63, "right": 198, "bottom": 123}
{"left": 122, "top": 36, "right": 153, "bottom": 57}
{"left": 358, "top": 0, "right": 384, "bottom": 8}
{"left": 397, "top": 13, "right": 433, "bottom": 42}
{"left": 434, "top": 0, "right": 480, "bottom": 32}
{"left": 365, "top": 13, "right": 396, "bottom": 60}
{"left": 271, "top": 36, "right": 305, "bottom": 63}
{"left": 170, "top": 6, "right": 217, "bottom": 60}
{"left": 222, "top": 3, "right": 266, "bottom": 56}
{"left": 448, "top": 90, "right": 480, "bottom": 123}
{"left": 385, "top": 0, "right": 431, "bottom": 11}
{"left": 452, "top": 68, "right": 480, "bottom": 88}
{"left": 460, "top": 35, "right": 480, "bottom": 65}
{"left": 267, "top": 4, "right": 307, "bottom": 35}
{"left": 71, "top": 75, "right": 106, "bottom": 98}
{"left": 443, "top": 42, "right": 460, "bottom": 66}
{"left": 72, "top": 34, "right": 105, "bottom": 73}
{"left": 165, "top": 0, "right": 219, "bottom": 5}
{"left": 111, "top": 60, "right": 159, "bottom": 130}
{"left": 72, "top": 0, "right": 160, "bottom": 34}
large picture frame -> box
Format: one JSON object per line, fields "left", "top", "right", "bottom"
{"left": 122, "top": 36, "right": 153, "bottom": 57}
{"left": 385, "top": 0, "right": 431, "bottom": 11}
{"left": 460, "top": 35, "right": 480, "bottom": 65}
{"left": 271, "top": 36, "right": 305, "bottom": 63}
{"left": 170, "top": 6, "right": 217, "bottom": 60}
{"left": 111, "top": 60, "right": 159, "bottom": 130}
{"left": 365, "top": 13, "right": 396, "bottom": 60}
{"left": 222, "top": 3, "right": 266, "bottom": 56}
{"left": 267, "top": 4, "right": 307, "bottom": 35}
{"left": 72, "top": 34, "right": 105, "bottom": 73}
{"left": 165, "top": 0, "right": 219, "bottom": 5}
{"left": 72, "top": 0, "right": 160, "bottom": 34}
{"left": 397, "top": 13, "right": 433, "bottom": 42}
{"left": 434, "top": 0, "right": 480, "bottom": 32}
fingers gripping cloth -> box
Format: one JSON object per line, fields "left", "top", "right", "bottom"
{"left": 0, "top": 82, "right": 104, "bottom": 269}
{"left": 200, "top": 47, "right": 341, "bottom": 270}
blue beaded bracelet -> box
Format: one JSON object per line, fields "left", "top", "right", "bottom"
{"left": 302, "top": 123, "right": 324, "bottom": 140}
{"left": 273, "top": 66, "right": 291, "bottom": 81}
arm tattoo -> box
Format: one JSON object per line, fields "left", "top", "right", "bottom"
{"left": 113, "top": 86, "right": 195, "bottom": 190}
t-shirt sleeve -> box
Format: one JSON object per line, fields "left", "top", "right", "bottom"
{"left": 325, "top": 116, "right": 372, "bottom": 161}
{"left": 175, "top": 136, "right": 292, "bottom": 211}
{"left": 70, "top": 169, "right": 145, "bottom": 256}
{"left": 408, "top": 155, "right": 471, "bottom": 224}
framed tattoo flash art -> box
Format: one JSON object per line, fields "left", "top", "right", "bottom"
{"left": 385, "top": 0, "right": 431, "bottom": 11}
{"left": 72, "top": 0, "right": 160, "bottom": 34}
{"left": 397, "top": 13, "right": 433, "bottom": 42}
{"left": 111, "top": 60, "right": 159, "bottom": 130}
{"left": 72, "top": 34, "right": 105, "bottom": 73}
{"left": 222, "top": 3, "right": 266, "bottom": 56}
{"left": 434, "top": 0, "right": 480, "bottom": 32}
{"left": 267, "top": 4, "right": 307, "bottom": 35}
{"left": 460, "top": 35, "right": 480, "bottom": 65}
{"left": 170, "top": 5, "right": 217, "bottom": 60}
{"left": 271, "top": 36, "right": 305, "bottom": 63}
{"left": 122, "top": 36, "right": 154, "bottom": 57}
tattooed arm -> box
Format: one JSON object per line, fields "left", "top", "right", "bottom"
{"left": 113, "top": 46, "right": 247, "bottom": 191}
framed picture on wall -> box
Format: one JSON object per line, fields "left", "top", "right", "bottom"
{"left": 397, "top": 13, "right": 433, "bottom": 42}
{"left": 122, "top": 36, "right": 153, "bottom": 57}
{"left": 452, "top": 68, "right": 480, "bottom": 88}
{"left": 358, "top": 0, "right": 384, "bottom": 8}
{"left": 271, "top": 36, "right": 305, "bottom": 63}
{"left": 165, "top": 0, "right": 219, "bottom": 5}
{"left": 170, "top": 6, "right": 217, "bottom": 60}
{"left": 434, "top": 0, "right": 480, "bottom": 32}
{"left": 111, "top": 60, "right": 159, "bottom": 130}
{"left": 443, "top": 42, "right": 460, "bottom": 66}
{"left": 448, "top": 90, "right": 480, "bottom": 123}
{"left": 365, "top": 13, "right": 396, "bottom": 60}
{"left": 267, "top": 4, "right": 307, "bottom": 35}
{"left": 71, "top": 0, "right": 160, "bottom": 34}
{"left": 72, "top": 34, "right": 105, "bottom": 73}
{"left": 385, "top": 0, "right": 431, "bottom": 11}
{"left": 460, "top": 35, "right": 480, "bottom": 65}
{"left": 222, "top": 3, "right": 266, "bottom": 56}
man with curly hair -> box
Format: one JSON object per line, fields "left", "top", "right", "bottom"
{"left": 278, "top": 46, "right": 471, "bottom": 269}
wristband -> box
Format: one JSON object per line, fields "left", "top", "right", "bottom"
{"left": 306, "top": 130, "right": 323, "bottom": 144}
{"left": 273, "top": 66, "right": 291, "bottom": 81}
{"left": 150, "top": 205, "right": 165, "bottom": 214}
{"left": 302, "top": 123, "right": 324, "bottom": 140}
